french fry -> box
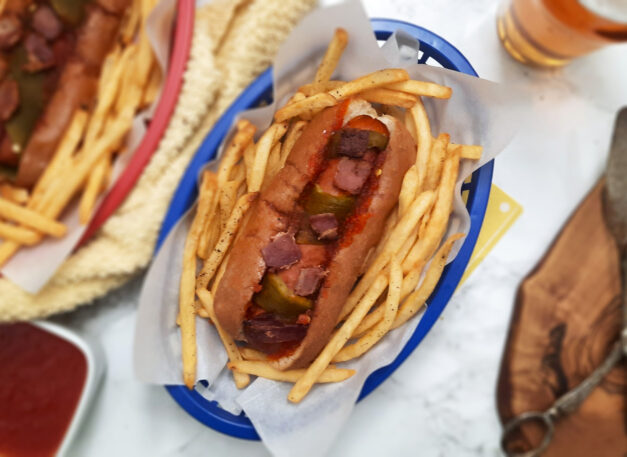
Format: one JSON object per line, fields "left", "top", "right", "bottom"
{"left": 32, "top": 108, "right": 89, "bottom": 200}
{"left": 142, "top": 64, "right": 162, "bottom": 107}
{"left": 338, "top": 190, "right": 435, "bottom": 321}
{"left": 393, "top": 233, "right": 464, "bottom": 328}
{"left": 0, "top": 241, "right": 18, "bottom": 267}
{"left": 385, "top": 80, "right": 452, "bottom": 99}
{"left": 353, "top": 220, "right": 420, "bottom": 337}
{"left": 262, "top": 142, "right": 283, "bottom": 187}
{"left": 121, "top": 0, "right": 141, "bottom": 44}
{"left": 403, "top": 147, "right": 461, "bottom": 273}
{"left": 351, "top": 302, "right": 384, "bottom": 338}
{"left": 98, "top": 45, "right": 121, "bottom": 91}
{"left": 0, "top": 223, "right": 39, "bottom": 246}
{"left": 353, "top": 225, "right": 428, "bottom": 338}
{"left": 399, "top": 260, "right": 426, "bottom": 299}
{"left": 314, "top": 28, "right": 348, "bottom": 84}
{"left": 116, "top": 71, "right": 144, "bottom": 117}
{"left": 134, "top": 27, "right": 155, "bottom": 89}
{"left": 197, "top": 289, "right": 250, "bottom": 388}
{"left": 229, "top": 360, "right": 355, "bottom": 384}
{"left": 279, "top": 120, "right": 306, "bottom": 167}
{"left": 0, "top": 198, "right": 66, "bottom": 237}
{"left": 285, "top": 92, "right": 311, "bottom": 120}
{"left": 424, "top": 133, "right": 449, "bottom": 191}
{"left": 327, "top": 69, "right": 410, "bottom": 101}
{"left": 409, "top": 99, "right": 432, "bottom": 192}
{"left": 210, "top": 251, "right": 230, "bottom": 297}
{"left": 218, "top": 120, "right": 256, "bottom": 188}
{"left": 194, "top": 171, "right": 218, "bottom": 256}
{"left": 114, "top": 42, "right": 146, "bottom": 116}
{"left": 229, "top": 162, "right": 246, "bottom": 190}
{"left": 79, "top": 156, "right": 110, "bottom": 224}
{"left": 84, "top": 44, "right": 135, "bottom": 148}
{"left": 449, "top": 142, "right": 483, "bottom": 160}
{"left": 286, "top": 91, "right": 306, "bottom": 105}
{"left": 0, "top": 184, "right": 29, "bottom": 205}
{"left": 353, "top": 234, "right": 420, "bottom": 337}
{"left": 178, "top": 179, "right": 210, "bottom": 389}
{"left": 288, "top": 274, "right": 389, "bottom": 403}
{"left": 196, "top": 193, "right": 256, "bottom": 290}
{"left": 334, "top": 257, "right": 402, "bottom": 362}
{"left": 404, "top": 109, "right": 417, "bottom": 142}
{"left": 398, "top": 224, "right": 420, "bottom": 263}
{"left": 274, "top": 93, "right": 337, "bottom": 123}
{"left": 196, "top": 174, "right": 219, "bottom": 260}
{"left": 248, "top": 122, "right": 287, "bottom": 192}
{"left": 368, "top": 210, "right": 398, "bottom": 268}
{"left": 228, "top": 165, "right": 247, "bottom": 200}
{"left": 197, "top": 306, "right": 210, "bottom": 319}
{"left": 299, "top": 80, "right": 344, "bottom": 97}
{"left": 139, "top": 0, "right": 151, "bottom": 18}
{"left": 218, "top": 180, "right": 240, "bottom": 231}
{"left": 239, "top": 347, "right": 268, "bottom": 361}
{"left": 37, "top": 110, "right": 133, "bottom": 220}
{"left": 398, "top": 165, "right": 418, "bottom": 218}
{"left": 199, "top": 216, "right": 220, "bottom": 261}
{"left": 358, "top": 88, "right": 418, "bottom": 108}
{"left": 243, "top": 142, "right": 256, "bottom": 188}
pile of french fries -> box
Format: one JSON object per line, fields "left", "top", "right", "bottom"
{"left": 179, "top": 28, "right": 483, "bottom": 402}
{"left": 0, "top": 0, "right": 161, "bottom": 268}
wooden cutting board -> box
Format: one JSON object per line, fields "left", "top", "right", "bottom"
{"left": 497, "top": 180, "right": 627, "bottom": 456}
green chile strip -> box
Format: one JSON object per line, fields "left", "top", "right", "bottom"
{"left": 254, "top": 274, "right": 312, "bottom": 318}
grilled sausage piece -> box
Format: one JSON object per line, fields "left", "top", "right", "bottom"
{"left": 14, "top": 60, "right": 97, "bottom": 187}
{"left": 14, "top": 5, "right": 121, "bottom": 188}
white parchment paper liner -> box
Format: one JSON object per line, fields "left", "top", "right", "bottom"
{"left": 135, "top": 1, "right": 525, "bottom": 456}
{"left": 1, "top": 0, "right": 177, "bottom": 293}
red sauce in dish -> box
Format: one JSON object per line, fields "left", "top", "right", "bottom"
{"left": 0, "top": 323, "right": 87, "bottom": 457}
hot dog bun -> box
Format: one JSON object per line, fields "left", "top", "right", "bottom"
{"left": 213, "top": 99, "right": 415, "bottom": 369}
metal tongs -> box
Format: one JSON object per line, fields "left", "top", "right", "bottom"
{"left": 501, "top": 107, "right": 627, "bottom": 457}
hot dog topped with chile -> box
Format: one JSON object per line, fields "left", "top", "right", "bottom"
{"left": 213, "top": 98, "right": 415, "bottom": 370}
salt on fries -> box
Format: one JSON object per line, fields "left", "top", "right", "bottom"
{"left": 0, "top": 0, "right": 162, "bottom": 267}
{"left": 179, "top": 28, "right": 481, "bottom": 400}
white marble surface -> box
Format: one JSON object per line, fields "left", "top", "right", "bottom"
{"left": 52, "top": 0, "right": 627, "bottom": 455}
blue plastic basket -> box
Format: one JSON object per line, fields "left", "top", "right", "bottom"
{"left": 158, "top": 18, "right": 493, "bottom": 441}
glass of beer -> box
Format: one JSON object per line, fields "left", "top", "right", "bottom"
{"left": 497, "top": 0, "right": 627, "bottom": 67}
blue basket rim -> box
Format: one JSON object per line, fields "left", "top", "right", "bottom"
{"left": 158, "top": 18, "right": 494, "bottom": 441}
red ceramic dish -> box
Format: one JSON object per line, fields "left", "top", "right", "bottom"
{"left": 79, "top": 0, "right": 195, "bottom": 245}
